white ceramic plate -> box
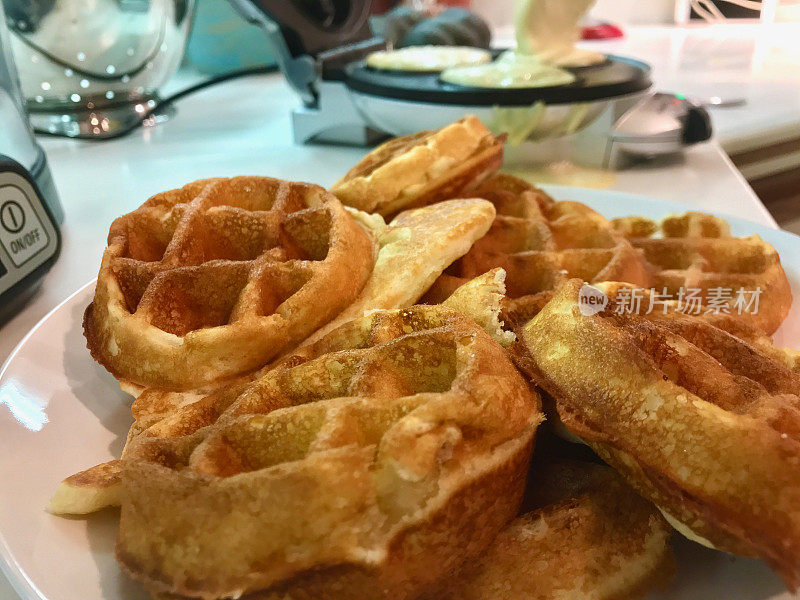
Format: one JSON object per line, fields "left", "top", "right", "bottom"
{"left": 1, "top": 188, "right": 798, "bottom": 600}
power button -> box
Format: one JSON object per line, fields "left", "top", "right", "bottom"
{"left": 0, "top": 184, "right": 50, "bottom": 268}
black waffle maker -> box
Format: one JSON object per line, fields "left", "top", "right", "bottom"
{"left": 227, "top": 0, "right": 653, "bottom": 145}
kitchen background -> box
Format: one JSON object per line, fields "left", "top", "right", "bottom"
{"left": 6, "top": 0, "right": 798, "bottom": 229}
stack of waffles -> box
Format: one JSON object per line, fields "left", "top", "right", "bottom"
{"left": 50, "top": 115, "right": 799, "bottom": 600}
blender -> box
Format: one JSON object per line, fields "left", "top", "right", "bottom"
{"left": 0, "top": 0, "right": 62, "bottom": 321}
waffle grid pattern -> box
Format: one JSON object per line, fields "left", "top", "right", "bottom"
{"left": 612, "top": 212, "right": 792, "bottom": 334}
{"left": 428, "top": 174, "right": 650, "bottom": 301}
{"left": 331, "top": 116, "right": 503, "bottom": 216}
{"left": 518, "top": 280, "right": 800, "bottom": 588}
{"left": 85, "top": 176, "right": 375, "bottom": 389}
{"left": 110, "top": 178, "right": 335, "bottom": 335}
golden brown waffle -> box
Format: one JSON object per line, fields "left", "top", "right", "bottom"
{"left": 515, "top": 279, "right": 800, "bottom": 590}
{"left": 331, "top": 116, "right": 503, "bottom": 217}
{"left": 442, "top": 268, "right": 516, "bottom": 347}
{"left": 503, "top": 281, "right": 800, "bottom": 360}
{"left": 302, "top": 198, "right": 497, "bottom": 347}
{"left": 425, "top": 173, "right": 651, "bottom": 303}
{"left": 612, "top": 212, "right": 792, "bottom": 334}
{"left": 435, "top": 459, "right": 674, "bottom": 600}
{"left": 83, "top": 176, "right": 375, "bottom": 391}
{"left": 116, "top": 304, "right": 542, "bottom": 600}
{"left": 49, "top": 201, "right": 499, "bottom": 517}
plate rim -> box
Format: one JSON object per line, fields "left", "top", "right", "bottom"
{"left": 0, "top": 278, "right": 95, "bottom": 600}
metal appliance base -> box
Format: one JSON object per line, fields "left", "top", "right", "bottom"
{"left": 291, "top": 81, "right": 386, "bottom": 146}
{"left": 28, "top": 95, "right": 173, "bottom": 139}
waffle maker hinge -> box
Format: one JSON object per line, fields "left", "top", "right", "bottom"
{"left": 228, "top": 0, "right": 388, "bottom": 144}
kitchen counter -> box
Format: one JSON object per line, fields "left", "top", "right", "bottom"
{"left": 580, "top": 23, "right": 800, "bottom": 239}
{"left": 493, "top": 22, "right": 800, "bottom": 200}
{"left": 493, "top": 22, "right": 800, "bottom": 156}
{"left": 583, "top": 23, "right": 800, "bottom": 153}
{"left": 582, "top": 23, "right": 800, "bottom": 201}
{"left": 0, "top": 29, "right": 788, "bottom": 600}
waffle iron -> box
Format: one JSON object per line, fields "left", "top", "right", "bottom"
{"left": 229, "top": 0, "right": 709, "bottom": 169}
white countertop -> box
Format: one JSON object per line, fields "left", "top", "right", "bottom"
{"left": 577, "top": 23, "right": 800, "bottom": 153}
{"left": 0, "top": 23, "right": 791, "bottom": 600}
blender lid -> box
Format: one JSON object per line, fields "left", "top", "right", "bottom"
{"left": 344, "top": 53, "right": 652, "bottom": 106}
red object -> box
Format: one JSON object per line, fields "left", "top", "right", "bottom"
{"left": 581, "top": 23, "right": 624, "bottom": 40}
{"left": 370, "top": 0, "right": 399, "bottom": 14}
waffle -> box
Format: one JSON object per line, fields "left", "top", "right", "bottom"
{"left": 612, "top": 212, "right": 792, "bottom": 334}
{"left": 514, "top": 279, "right": 800, "bottom": 590}
{"left": 503, "top": 281, "right": 799, "bottom": 355}
{"left": 365, "top": 46, "right": 492, "bottom": 72}
{"left": 424, "top": 174, "right": 651, "bottom": 304}
{"left": 116, "top": 304, "right": 542, "bottom": 600}
{"left": 301, "top": 198, "right": 496, "bottom": 347}
{"left": 331, "top": 116, "right": 503, "bottom": 217}
{"left": 441, "top": 268, "right": 516, "bottom": 347}
{"left": 49, "top": 200, "right": 498, "bottom": 517}
{"left": 436, "top": 459, "right": 674, "bottom": 600}
{"left": 123, "top": 262, "right": 510, "bottom": 450}
{"left": 83, "top": 176, "right": 375, "bottom": 391}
